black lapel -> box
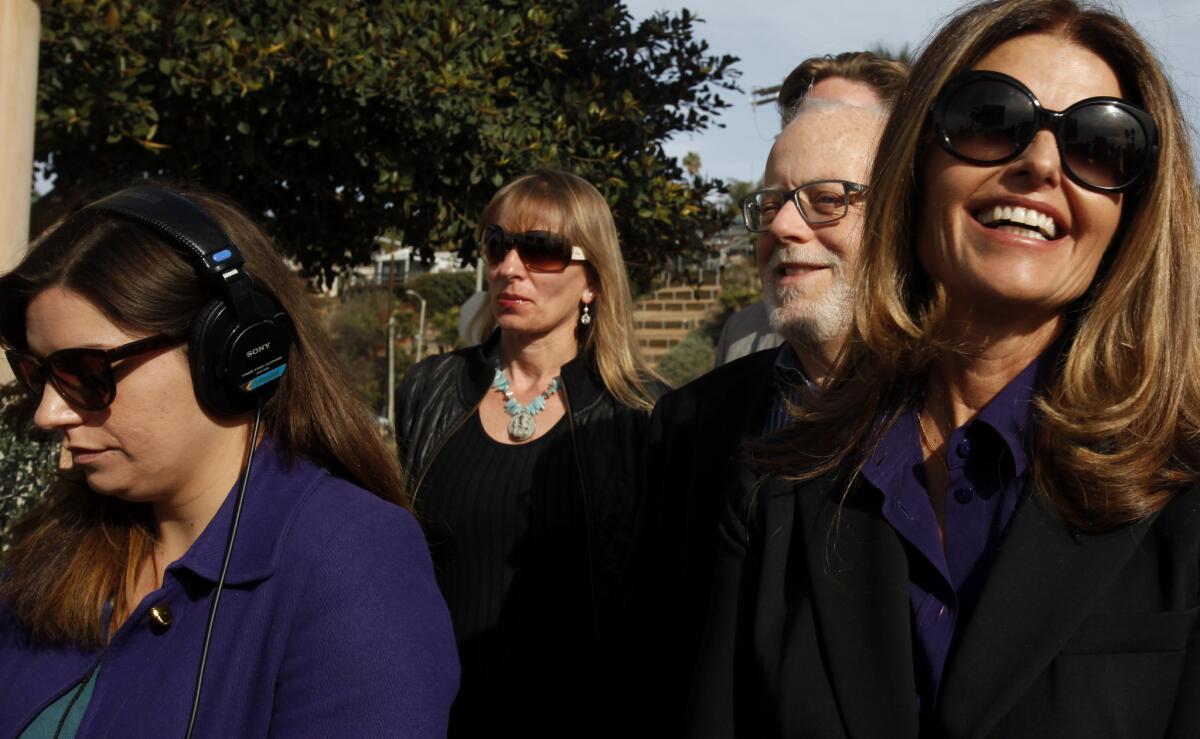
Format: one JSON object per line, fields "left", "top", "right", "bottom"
{"left": 725, "top": 349, "right": 780, "bottom": 442}
{"left": 703, "top": 351, "right": 778, "bottom": 490}
{"left": 791, "top": 474, "right": 921, "bottom": 738}
{"left": 937, "top": 488, "right": 1155, "bottom": 736}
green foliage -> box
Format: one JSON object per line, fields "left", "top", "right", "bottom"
{"left": 36, "top": 1, "right": 739, "bottom": 287}
{"left": 657, "top": 329, "right": 715, "bottom": 389}
{"left": 428, "top": 304, "right": 462, "bottom": 354}
{"left": 721, "top": 178, "right": 761, "bottom": 222}
{"left": 867, "top": 42, "right": 914, "bottom": 65}
{"left": 718, "top": 256, "right": 762, "bottom": 312}
{"left": 326, "top": 290, "right": 393, "bottom": 412}
{"left": 406, "top": 271, "right": 476, "bottom": 315}
{"left": 0, "top": 386, "right": 59, "bottom": 547}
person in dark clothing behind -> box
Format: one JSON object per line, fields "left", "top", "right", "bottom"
{"left": 693, "top": 0, "right": 1200, "bottom": 736}
{"left": 643, "top": 58, "right": 905, "bottom": 727}
{"left": 394, "top": 168, "right": 664, "bottom": 736}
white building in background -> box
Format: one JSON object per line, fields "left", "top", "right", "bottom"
{"left": 316, "top": 238, "right": 473, "bottom": 297}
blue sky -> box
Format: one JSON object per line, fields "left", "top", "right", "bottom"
{"left": 623, "top": 0, "right": 1200, "bottom": 183}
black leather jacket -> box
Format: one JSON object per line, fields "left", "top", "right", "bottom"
{"left": 394, "top": 331, "right": 663, "bottom": 639}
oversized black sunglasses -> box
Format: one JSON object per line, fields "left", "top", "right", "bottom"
{"left": 931, "top": 70, "right": 1158, "bottom": 192}
{"left": 480, "top": 224, "right": 588, "bottom": 273}
{"left": 6, "top": 334, "right": 182, "bottom": 412}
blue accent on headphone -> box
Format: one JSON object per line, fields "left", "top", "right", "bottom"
{"left": 246, "top": 363, "right": 287, "bottom": 391}
{"left": 213, "top": 249, "right": 233, "bottom": 263}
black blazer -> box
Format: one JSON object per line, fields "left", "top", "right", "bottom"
{"left": 646, "top": 349, "right": 779, "bottom": 611}
{"left": 639, "top": 349, "right": 780, "bottom": 727}
{"left": 691, "top": 470, "right": 1200, "bottom": 738}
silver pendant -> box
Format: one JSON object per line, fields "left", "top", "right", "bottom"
{"left": 508, "top": 412, "right": 536, "bottom": 441}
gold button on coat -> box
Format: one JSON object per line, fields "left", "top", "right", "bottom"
{"left": 149, "top": 603, "right": 173, "bottom": 629}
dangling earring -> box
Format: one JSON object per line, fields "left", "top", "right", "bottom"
{"left": 580, "top": 304, "right": 592, "bottom": 326}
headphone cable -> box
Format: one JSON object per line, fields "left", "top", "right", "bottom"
{"left": 184, "top": 398, "right": 264, "bottom": 739}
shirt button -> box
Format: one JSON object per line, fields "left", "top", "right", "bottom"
{"left": 956, "top": 438, "right": 971, "bottom": 458}
{"left": 149, "top": 603, "right": 173, "bottom": 632}
{"left": 954, "top": 487, "right": 974, "bottom": 504}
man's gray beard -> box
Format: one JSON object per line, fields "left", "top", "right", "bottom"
{"left": 763, "top": 278, "right": 853, "bottom": 346}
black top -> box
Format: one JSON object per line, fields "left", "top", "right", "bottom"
{"left": 419, "top": 411, "right": 592, "bottom": 735}
{"left": 393, "top": 331, "right": 666, "bottom": 736}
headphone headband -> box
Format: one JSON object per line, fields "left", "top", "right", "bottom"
{"left": 89, "top": 187, "right": 246, "bottom": 285}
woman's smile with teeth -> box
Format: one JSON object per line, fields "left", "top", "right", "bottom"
{"left": 975, "top": 204, "right": 1059, "bottom": 240}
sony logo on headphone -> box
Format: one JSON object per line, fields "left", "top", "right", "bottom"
{"left": 246, "top": 343, "right": 271, "bottom": 358}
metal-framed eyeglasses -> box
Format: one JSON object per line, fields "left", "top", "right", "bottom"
{"left": 740, "top": 179, "right": 866, "bottom": 233}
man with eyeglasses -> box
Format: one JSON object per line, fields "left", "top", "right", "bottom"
{"left": 715, "top": 51, "right": 908, "bottom": 365}
{"left": 635, "top": 53, "right": 908, "bottom": 729}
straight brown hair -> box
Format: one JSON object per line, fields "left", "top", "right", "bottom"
{"left": 0, "top": 185, "right": 408, "bottom": 646}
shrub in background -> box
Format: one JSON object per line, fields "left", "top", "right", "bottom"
{"left": 0, "top": 385, "right": 58, "bottom": 548}
{"left": 657, "top": 330, "right": 716, "bottom": 389}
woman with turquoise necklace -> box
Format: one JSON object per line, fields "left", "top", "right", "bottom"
{"left": 394, "top": 168, "right": 663, "bottom": 736}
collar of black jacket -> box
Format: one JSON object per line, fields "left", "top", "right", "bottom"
{"left": 460, "top": 329, "right": 605, "bottom": 412}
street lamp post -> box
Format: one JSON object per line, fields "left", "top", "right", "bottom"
{"left": 407, "top": 289, "right": 427, "bottom": 363}
{"left": 385, "top": 313, "right": 397, "bottom": 433}
{"left": 384, "top": 289, "right": 427, "bottom": 433}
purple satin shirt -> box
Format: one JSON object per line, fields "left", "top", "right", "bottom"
{"left": 861, "top": 356, "right": 1043, "bottom": 718}
{"left": 0, "top": 439, "right": 460, "bottom": 737}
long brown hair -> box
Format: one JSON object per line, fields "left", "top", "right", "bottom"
{"left": 0, "top": 185, "right": 408, "bottom": 646}
{"left": 474, "top": 168, "right": 659, "bottom": 410}
{"left": 757, "top": 0, "right": 1200, "bottom": 531}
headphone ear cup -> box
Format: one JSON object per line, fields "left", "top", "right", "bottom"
{"left": 189, "top": 292, "right": 293, "bottom": 415}
{"left": 189, "top": 297, "right": 241, "bottom": 415}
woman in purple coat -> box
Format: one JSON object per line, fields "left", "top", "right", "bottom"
{"left": 0, "top": 185, "right": 459, "bottom": 737}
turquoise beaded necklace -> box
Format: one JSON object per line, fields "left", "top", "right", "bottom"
{"left": 492, "top": 367, "right": 560, "bottom": 441}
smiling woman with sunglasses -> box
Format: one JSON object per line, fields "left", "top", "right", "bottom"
{"left": 693, "top": 1, "right": 1200, "bottom": 737}
{"left": 0, "top": 186, "right": 458, "bottom": 737}
{"left": 394, "top": 168, "right": 663, "bottom": 736}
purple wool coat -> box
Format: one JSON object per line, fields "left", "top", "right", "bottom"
{"left": 0, "top": 440, "right": 460, "bottom": 737}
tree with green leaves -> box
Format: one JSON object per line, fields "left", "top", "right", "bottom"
{"left": 720, "top": 177, "right": 760, "bottom": 220}
{"left": 34, "top": 1, "right": 739, "bottom": 287}
{"left": 0, "top": 387, "right": 57, "bottom": 547}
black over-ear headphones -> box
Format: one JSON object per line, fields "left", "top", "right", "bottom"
{"left": 87, "top": 186, "right": 293, "bottom": 414}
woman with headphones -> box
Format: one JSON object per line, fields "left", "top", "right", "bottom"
{"left": 0, "top": 186, "right": 459, "bottom": 737}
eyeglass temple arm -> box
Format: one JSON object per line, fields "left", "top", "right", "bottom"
{"left": 104, "top": 334, "right": 182, "bottom": 361}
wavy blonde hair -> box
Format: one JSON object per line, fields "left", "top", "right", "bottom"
{"left": 474, "top": 168, "right": 658, "bottom": 410}
{"left": 757, "top": 0, "right": 1200, "bottom": 531}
